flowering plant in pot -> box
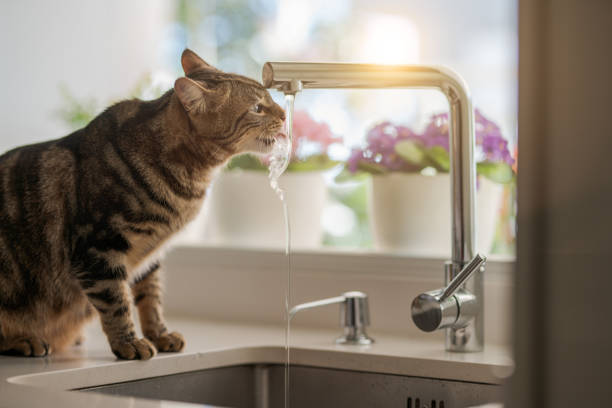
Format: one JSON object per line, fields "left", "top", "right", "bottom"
{"left": 203, "top": 111, "right": 341, "bottom": 248}
{"left": 343, "top": 109, "right": 516, "bottom": 254}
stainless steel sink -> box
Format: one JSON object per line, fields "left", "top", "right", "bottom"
{"left": 80, "top": 364, "right": 502, "bottom": 408}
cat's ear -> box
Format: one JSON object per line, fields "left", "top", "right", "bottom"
{"left": 181, "top": 49, "right": 216, "bottom": 75}
{"left": 174, "top": 77, "right": 210, "bottom": 112}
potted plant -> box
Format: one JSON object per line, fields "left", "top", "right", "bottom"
{"left": 202, "top": 111, "right": 341, "bottom": 248}
{"left": 344, "top": 109, "right": 516, "bottom": 255}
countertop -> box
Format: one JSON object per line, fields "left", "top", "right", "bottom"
{"left": 0, "top": 317, "right": 513, "bottom": 408}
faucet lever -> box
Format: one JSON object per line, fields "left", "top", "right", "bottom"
{"left": 440, "top": 254, "right": 486, "bottom": 301}
{"left": 411, "top": 254, "right": 486, "bottom": 333}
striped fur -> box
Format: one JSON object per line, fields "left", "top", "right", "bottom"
{"left": 0, "top": 49, "right": 285, "bottom": 359}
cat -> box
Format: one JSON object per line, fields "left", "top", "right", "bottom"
{"left": 0, "top": 49, "right": 286, "bottom": 360}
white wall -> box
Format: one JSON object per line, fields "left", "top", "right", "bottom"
{"left": 0, "top": 0, "right": 173, "bottom": 153}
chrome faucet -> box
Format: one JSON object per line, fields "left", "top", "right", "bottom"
{"left": 263, "top": 62, "right": 485, "bottom": 352}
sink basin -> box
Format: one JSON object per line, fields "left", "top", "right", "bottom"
{"left": 80, "top": 364, "right": 502, "bottom": 408}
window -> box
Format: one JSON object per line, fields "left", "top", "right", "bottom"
{"left": 1, "top": 0, "right": 517, "bottom": 257}
{"left": 175, "top": 0, "right": 518, "bottom": 256}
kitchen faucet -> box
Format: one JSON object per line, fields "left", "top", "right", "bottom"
{"left": 263, "top": 62, "right": 486, "bottom": 352}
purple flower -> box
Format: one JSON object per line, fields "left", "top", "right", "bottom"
{"left": 421, "top": 113, "right": 451, "bottom": 152}
{"left": 347, "top": 148, "right": 363, "bottom": 173}
{"left": 422, "top": 109, "right": 515, "bottom": 166}
{"left": 347, "top": 122, "right": 424, "bottom": 173}
{"left": 474, "top": 110, "right": 515, "bottom": 166}
{"left": 346, "top": 108, "right": 515, "bottom": 174}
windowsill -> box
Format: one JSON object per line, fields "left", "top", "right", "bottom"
{"left": 168, "top": 242, "right": 515, "bottom": 276}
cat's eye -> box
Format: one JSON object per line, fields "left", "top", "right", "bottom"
{"left": 252, "top": 103, "right": 264, "bottom": 113}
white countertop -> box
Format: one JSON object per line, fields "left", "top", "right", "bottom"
{"left": 0, "top": 317, "right": 513, "bottom": 408}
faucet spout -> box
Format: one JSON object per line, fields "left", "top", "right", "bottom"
{"left": 262, "top": 62, "right": 482, "bottom": 352}
{"left": 263, "top": 62, "right": 476, "bottom": 265}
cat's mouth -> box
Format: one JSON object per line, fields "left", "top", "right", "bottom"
{"left": 256, "top": 132, "right": 286, "bottom": 146}
{"left": 256, "top": 136, "right": 276, "bottom": 146}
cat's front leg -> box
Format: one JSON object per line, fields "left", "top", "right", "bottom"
{"left": 131, "top": 262, "right": 185, "bottom": 352}
{"left": 77, "top": 255, "right": 156, "bottom": 360}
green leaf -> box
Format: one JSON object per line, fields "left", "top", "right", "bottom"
{"left": 56, "top": 84, "right": 99, "bottom": 130}
{"left": 226, "top": 154, "right": 267, "bottom": 171}
{"left": 477, "top": 161, "right": 515, "bottom": 184}
{"left": 286, "top": 154, "right": 340, "bottom": 172}
{"left": 356, "top": 161, "right": 387, "bottom": 175}
{"left": 226, "top": 153, "right": 339, "bottom": 172}
{"left": 394, "top": 140, "right": 427, "bottom": 166}
{"left": 334, "top": 168, "right": 371, "bottom": 183}
{"left": 425, "top": 146, "right": 450, "bottom": 172}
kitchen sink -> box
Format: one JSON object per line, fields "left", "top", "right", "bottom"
{"left": 80, "top": 363, "right": 502, "bottom": 408}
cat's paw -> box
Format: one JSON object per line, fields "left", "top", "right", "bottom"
{"left": 150, "top": 331, "right": 185, "bottom": 353}
{"left": 111, "top": 337, "right": 156, "bottom": 360}
{"left": 8, "top": 337, "right": 51, "bottom": 357}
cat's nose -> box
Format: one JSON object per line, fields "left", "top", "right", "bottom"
{"left": 279, "top": 110, "right": 286, "bottom": 122}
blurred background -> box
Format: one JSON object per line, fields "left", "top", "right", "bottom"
{"left": 0, "top": 0, "right": 517, "bottom": 256}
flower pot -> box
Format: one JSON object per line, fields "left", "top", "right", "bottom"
{"left": 369, "top": 173, "right": 504, "bottom": 256}
{"left": 201, "top": 170, "right": 327, "bottom": 248}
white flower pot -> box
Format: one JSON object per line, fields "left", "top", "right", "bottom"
{"left": 201, "top": 170, "right": 327, "bottom": 249}
{"left": 369, "top": 173, "right": 504, "bottom": 256}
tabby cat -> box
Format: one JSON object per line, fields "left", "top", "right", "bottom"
{"left": 0, "top": 49, "right": 286, "bottom": 360}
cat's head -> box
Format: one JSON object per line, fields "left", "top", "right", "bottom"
{"left": 173, "top": 49, "right": 286, "bottom": 156}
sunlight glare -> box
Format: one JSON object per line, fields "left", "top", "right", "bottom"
{"left": 358, "top": 14, "right": 420, "bottom": 64}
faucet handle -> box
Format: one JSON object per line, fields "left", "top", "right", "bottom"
{"left": 411, "top": 254, "right": 486, "bottom": 332}
{"left": 440, "top": 254, "right": 486, "bottom": 301}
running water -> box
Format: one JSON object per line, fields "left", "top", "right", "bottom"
{"left": 268, "top": 94, "right": 294, "bottom": 200}
{"left": 267, "top": 93, "right": 295, "bottom": 408}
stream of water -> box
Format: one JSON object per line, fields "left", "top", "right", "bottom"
{"left": 266, "top": 93, "right": 295, "bottom": 408}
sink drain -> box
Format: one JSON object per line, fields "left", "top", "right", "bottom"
{"left": 407, "top": 396, "right": 445, "bottom": 408}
